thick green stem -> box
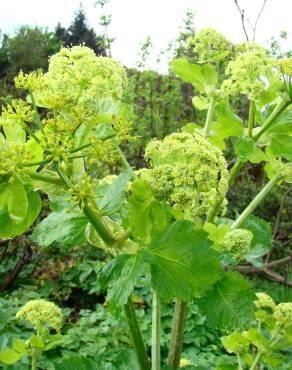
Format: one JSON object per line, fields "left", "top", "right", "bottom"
{"left": 248, "top": 100, "right": 255, "bottom": 137}
{"left": 232, "top": 173, "right": 282, "bottom": 229}
{"left": 229, "top": 159, "right": 243, "bottom": 187}
{"left": 167, "top": 300, "right": 187, "bottom": 370}
{"left": 237, "top": 353, "right": 243, "bottom": 370}
{"left": 117, "top": 146, "right": 133, "bottom": 171}
{"left": 203, "top": 97, "right": 215, "bottom": 138}
{"left": 151, "top": 290, "right": 161, "bottom": 370}
{"left": 22, "top": 158, "right": 52, "bottom": 167}
{"left": 31, "top": 353, "right": 37, "bottom": 370}
{"left": 124, "top": 298, "right": 151, "bottom": 370}
{"left": 83, "top": 205, "right": 116, "bottom": 246}
{"left": 253, "top": 98, "right": 291, "bottom": 141}
{"left": 28, "top": 171, "right": 62, "bottom": 185}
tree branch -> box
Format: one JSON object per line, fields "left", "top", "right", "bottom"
{"left": 233, "top": 0, "right": 249, "bottom": 42}
{"left": 232, "top": 256, "right": 292, "bottom": 287}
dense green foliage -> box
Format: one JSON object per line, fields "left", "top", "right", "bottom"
{"left": 0, "top": 7, "right": 291, "bottom": 370}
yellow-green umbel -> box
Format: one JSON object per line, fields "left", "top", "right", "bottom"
{"left": 188, "top": 28, "right": 233, "bottom": 63}
{"left": 274, "top": 302, "right": 292, "bottom": 331}
{"left": 16, "top": 299, "right": 63, "bottom": 336}
{"left": 254, "top": 292, "right": 276, "bottom": 311}
{"left": 15, "top": 45, "right": 128, "bottom": 113}
{"left": 144, "top": 132, "right": 229, "bottom": 220}
{"left": 222, "top": 228, "right": 253, "bottom": 261}
{"left": 222, "top": 46, "right": 279, "bottom": 100}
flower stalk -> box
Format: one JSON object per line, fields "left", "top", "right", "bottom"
{"left": 203, "top": 96, "right": 215, "bottom": 138}
{"left": 151, "top": 290, "right": 161, "bottom": 370}
{"left": 232, "top": 172, "right": 282, "bottom": 229}
{"left": 124, "top": 298, "right": 151, "bottom": 370}
{"left": 167, "top": 300, "right": 188, "bottom": 370}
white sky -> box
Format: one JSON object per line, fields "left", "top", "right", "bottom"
{"left": 0, "top": 0, "right": 291, "bottom": 72}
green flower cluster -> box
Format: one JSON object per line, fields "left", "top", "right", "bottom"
{"left": 188, "top": 28, "right": 233, "bottom": 63}
{"left": 279, "top": 57, "right": 292, "bottom": 76}
{"left": 221, "top": 46, "right": 278, "bottom": 100}
{"left": 68, "top": 174, "right": 97, "bottom": 209}
{"left": 15, "top": 46, "right": 128, "bottom": 113}
{"left": 144, "top": 132, "right": 228, "bottom": 220}
{"left": 254, "top": 293, "right": 292, "bottom": 332}
{"left": 222, "top": 228, "right": 252, "bottom": 260}
{"left": 0, "top": 141, "right": 33, "bottom": 175}
{"left": 0, "top": 100, "right": 35, "bottom": 126}
{"left": 254, "top": 292, "right": 276, "bottom": 310}
{"left": 274, "top": 303, "right": 292, "bottom": 330}
{"left": 16, "top": 299, "right": 63, "bottom": 335}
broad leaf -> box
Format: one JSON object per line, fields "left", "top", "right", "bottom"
{"left": 210, "top": 102, "right": 243, "bottom": 148}
{"left": 0, "top": 190, "right": 41, "bottom": 238}
{"left": 198, "top": 272, "right": 255, "bottom": 329}
{"left": 99, "top": 253, "right": 145, "bottom": 309}
{"left": 234, "top": 137, "right": 266, "bottom": 163}
{"left": 0, "top": 184, "right": 10, "bottom": 209}
{"left": 0, "top": 348, "right": 23, "bottom": 365}
{"left": 32, "top": 210, "right": 87, "bottom": 247}
{"left": 270, "top": 134, "right": 292, "bottom": 161}
{"left": 123, "top": 179, "right": 167, "bottom": 241}
{"left": 3, "top": 121, "right": 26, "bottom": 143}
{"left": 171, "top": 58, "right": 217, "bottom": 93}
{"left": 7, "top": 177, "right": 28, "bottom": 223}
{"left": 192, "top": 96, "right": 209, "bottom": 110}
{"left": 146, "top": 221, "right": 223, "bottom": 301}
{"left": 242, "top": 216, "right": 272, "bottom": 265}
{"left": 98, "top": 169, "right": 133, "bottom": 215}
{"left": 55, "top": 355, "right": 99, "bottom": 370}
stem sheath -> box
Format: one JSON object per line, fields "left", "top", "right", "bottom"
{"left": 203, "top": 97, "right": 215, "bottom": 138}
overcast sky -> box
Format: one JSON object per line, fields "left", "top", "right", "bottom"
{"left": 0, "top": 0, "right": 291, "bottom": 71}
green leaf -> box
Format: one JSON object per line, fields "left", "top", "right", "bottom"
{"left": 146, "top": 221, "right": 223, "bottom": 301}
{"left": 112, "top": 348, "right": 138, "bottom": 370}
{"left": 31, "top": 210, "right": 87, "bottom": 247}
{"left": 99, "top": 253, "right": 145, "bottom": 309}
{"left": 242, "top": 216, "right": 272, "bottom": 265}
{"left": 3, "top": 121, "right": 26, "bottom": 143}
{"left": 198, "top": 272, "right": 255, "bottom": 329}
{"left": 55, "top": 355, "right": 99, "bottom": 370}
{"left": 0, "top": 348, "right": 23, "bottom": 365}
{"left": 12, "top": 339, "right": 27, "bottom": 354}
{"left": 171, "top": 58, "right": 217, "bottom": 92}
{"left": 30, "top": 335, "right": 45, "bottom": 349}
{"left": 270, "top": 134, "right": 292, "bottom": 161}
{"left": 32, "top": 169, "right": 65, "bottom": 197}
{"left": 0, "top": 183, "right": 10, "bottom": 209}
{"left": 204, "top": 223, "right": 231, "bottom": 246}
{"left": 7, "top": 177, "right": 28, "bottom": 222}
{"left": 210, "top": 102, "right": 243, "bottom": 149}
{"left": 243, "top": 328, "right": 270, "bottom": 352}
{"left": 123, "top": 179, "right": 167, "bottom": 241}
{"left": 98, "top": 169, "right": 133, "bottom": 215}
{"left": 234, "top": 137, "right": 255, "bottom": 162}
{"left": 221, "top": 332, "right": 250, "bottom": 354}
{"left": 0, "top": 190, "right": 41, "bottom": 238}
{"left": 192, "top": 96, "right": 209, "bottom": 110}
